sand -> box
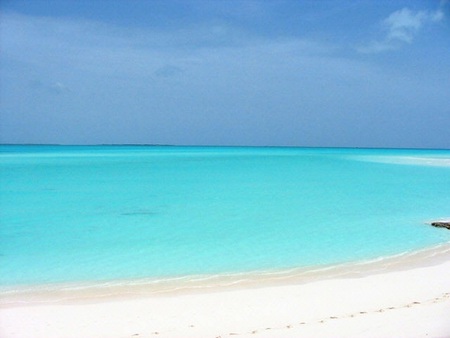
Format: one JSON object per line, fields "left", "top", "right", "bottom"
{"left": 1, "top": 246, "right": 449, "bottom": 338}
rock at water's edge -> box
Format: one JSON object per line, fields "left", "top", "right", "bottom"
{"left": 431, "top": 221, "right": 450, "bottom": 230}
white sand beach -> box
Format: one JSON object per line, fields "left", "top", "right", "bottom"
{"left": 1, "top": 245, "right": 449, "bottom": 338}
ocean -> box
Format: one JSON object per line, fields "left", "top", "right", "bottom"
{"left": 1, "top": 146, "right": 450, "bottom": 290}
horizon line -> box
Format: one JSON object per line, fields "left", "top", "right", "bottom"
{"left": 0, "top": 143, "right": 449, "bottom": 151}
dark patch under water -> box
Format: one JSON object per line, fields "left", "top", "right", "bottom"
{"left": 121, "top": 210, "right": 158, "bottom": 216}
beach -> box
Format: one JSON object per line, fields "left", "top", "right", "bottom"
{"left": 2, "top": 147, "right": 450, "bottom": 337}
{"left": 1, "top": 245, "right": 449, "bottom": 338}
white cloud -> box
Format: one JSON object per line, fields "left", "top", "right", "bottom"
{"left": 358, "top": 7, "right": 444, "bottom": 53}
{"left": 50, "top": 82, "right": 70, "bottom": 93}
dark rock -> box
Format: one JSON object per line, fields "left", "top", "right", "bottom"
{"left": 431, "top": 221, "right": 450, "bottom": 230}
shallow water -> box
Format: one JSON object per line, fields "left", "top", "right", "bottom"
{"left": 1, "top": 146, "right": 450, "bottom": 287}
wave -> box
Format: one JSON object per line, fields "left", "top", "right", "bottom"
{"left": 356, "top": 155, "right": 450, "bottom": 167}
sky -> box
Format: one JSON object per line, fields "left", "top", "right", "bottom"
{"left": 0, "top": 0, "right": 449, "bottom": 148}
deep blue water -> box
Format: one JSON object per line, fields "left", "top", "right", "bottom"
{"left": 1, "top": 146, "right": 449, "bottom": 286}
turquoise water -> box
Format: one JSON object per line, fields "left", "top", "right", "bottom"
{"left": 1, "top": 146, "right": 450, "bottom": 287}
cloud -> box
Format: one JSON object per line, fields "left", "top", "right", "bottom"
{"left": 153, "top": 65, "right": 184, "bottom": 78}
{"left": 358, "top": 7, "right": 444, "bottom": 53}
{"left": 384, "top": 8, "right": 443, "bottom": 43}
{"left": 49, "top": 82, "right": 70, "bottom": 94}
{"left": 27, "top": 79, "right": 70, "bottom": 94}
{"left": 0, "top": 11, "right": 337, "bottom": 81}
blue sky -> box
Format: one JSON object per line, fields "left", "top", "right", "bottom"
{"left": 1, "top": 0, "right": 449, "bottom": 148}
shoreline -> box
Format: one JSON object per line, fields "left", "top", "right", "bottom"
{"left": 2, "top": 241, "right": 450, "bottom": 307}
{"left": 1, "top": 243, "right": 449, "bottom": 337}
